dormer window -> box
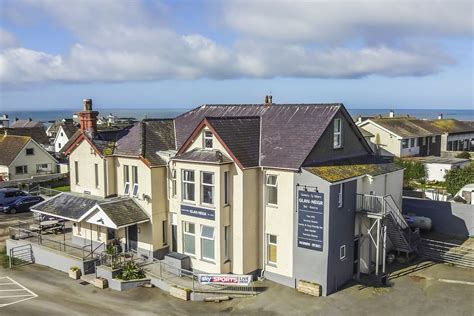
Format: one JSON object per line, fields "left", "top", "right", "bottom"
{"left": 333, "top": 119, "right": 342, "bottom": 149}
{"left": 204, "top": 130, "right": 213, "bottom": 149}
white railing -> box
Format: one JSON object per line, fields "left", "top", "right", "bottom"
{"left": 356, "top": 194, "right": 386, "bottom": 215}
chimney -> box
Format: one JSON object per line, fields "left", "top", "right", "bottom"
{"left": 264, "top": 95, "right": 269, "bottom": 104}
{"left": 78, "top": 98, "right": 99, "bottom": 137}
{"left": 264, "top": 95, "right": 272, "bottom": 106}
{"left": 389, "top": 110, "right": 395, "bottom": 118}
{"left": 438, "top": 113, "right": 443, "bottom": 120}
{"left": 357, "top": 115, "right": 362, "bottom": 123}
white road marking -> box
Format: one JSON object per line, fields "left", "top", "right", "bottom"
{"left": 0, "top": 277, "right": 38, "bottom": 307}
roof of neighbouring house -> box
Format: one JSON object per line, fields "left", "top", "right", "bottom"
{"left": 429, "top": 119, "right": 474, "bottom": 134}
{"left": 10, "top": 120, "right": 44, "bottom": 129}
{"left": 174, "top": 103, "right": 354, "bottom": 170}
{"left": 1, "top": 127, "right": 50, "bottom": 145}
{"left": 31, "top": 193, "right": 101, "bottom": 221}
{"left": 173, "top": 148, "right": 233, "bottom": 164}
{"left": 0, "top": 135, "right": 30, "bottom": 166}
{"left": 406, "top": 156, "right": 471, "bottom": 165}
{"left": 304, "top": 155, "right": 403, "bottom": 183}
{"left": 359, "top": 128, "right": 374, "bottom": 138}
{"left": 60, "top": 123, "right": 79, "bottom": 139}
{"left": 368, "top": 118, "right": 442, "bottom": 138}
{"left": 97, "top": 198, "right": 149, "bottom": 227}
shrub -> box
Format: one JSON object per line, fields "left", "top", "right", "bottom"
{"left": 445, "top": 166, "right": 474, "bottom": 196}
{"left": 70, "top": 266, "right": 79, "bottom": 272}
{"left": 455, "top": 151, "right": 471, "bottom": 159}
{"left": 116, "top": 261, "right": 146, "bottom": 281}
{"left": 395, "top": 158, "right": 427, "bottom": 185}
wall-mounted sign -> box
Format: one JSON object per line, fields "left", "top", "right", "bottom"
{"left": 180, "top": 204, "right": 215, "bottom": 220}
{"left": 198, "top": 274, "right": 252, "bottom": 286}
{"left": 297, "top": 190, "right": 324, "bottom": 251}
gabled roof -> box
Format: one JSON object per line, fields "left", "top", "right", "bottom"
{"left": 173, "top": 148, "right": 233, "bottom": 164}
{"left": 10, "top": 120, "right": 44, "bottom": 128}
{"left": 1, "top": 127, "right": 50, "bottom": 145}
{"left": 304, "top": 155, "right": 403, "bottom": 183}
{"left": 367, "top": 118, "right": 442, "bottom": 138}
{"left": 175, "top": 104, "right": 343, "bottom": 170}
{"left": 61, "top": 123, "right": 79, "bottom": 139}
{"left": 97, "top": 198, "right": 149, "bottom": 228}
{"left": 31, "top": 193, "right": 100, "bottom": 221}
{"left": 0, "top": 135, "right": 30, "bottom": 166}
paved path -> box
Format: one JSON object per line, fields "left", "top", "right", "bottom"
{"left": 0, "top": 276, "right": 37, "bottom": 308}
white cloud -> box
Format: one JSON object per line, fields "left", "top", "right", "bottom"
{"left": 0, "top": 0, "right": 470, "bottom": 86}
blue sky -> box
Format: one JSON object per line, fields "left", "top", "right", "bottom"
{"left": 0, "top": 0, "right": 472, "bottom": 110}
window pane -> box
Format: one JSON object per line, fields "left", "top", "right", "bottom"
{"left": 202, "top": 172, "right": 214, "bottom": 184}
{"left": 184, "top": 234, "right": 195, "bottom": 254}
{"left": 267, "top": 186, "right": 277, "bottom": 205}
{"left": 266, "top": 175, "right": 277, "bottom": 185}
{"left": 269, "top": 235, "right": 277, "bottom": 244}
{"left": 185, "top": 222, "right": 195, "bottom": 234}
{"left": 202, "top": 185, "right": 213, "bottom": 204}
{"left": 201, "top": 226, "right": 214, "bottom": 238}
{"left": 202, "top": 238, "right": 214, "bottom": 260}
{"left": 184, "top": 170, "right": 194, "bottom": 181}
{"left": 184, "top": 183, "right": 195, "bottom": 201}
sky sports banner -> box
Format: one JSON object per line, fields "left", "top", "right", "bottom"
{"left": 297, "top": 190, "right": 324, "bottom": 251}
{"left": 198, "top": 274, "right": 252, "bottom": 286}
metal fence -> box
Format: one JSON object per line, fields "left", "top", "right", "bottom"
{"left": 419, "top": 238, "right": 474, "bottom": 268}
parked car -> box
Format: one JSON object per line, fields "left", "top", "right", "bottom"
{"left": 1, "top": 196, "right": 44, "bottom": 214}
{"left": 0, "top": 188, "right": 28, "bottom": 207}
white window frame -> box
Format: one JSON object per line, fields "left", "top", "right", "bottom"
{"left": 402, "top": 139, "right": 409, "bottom": 149}
{"left": 162, "top": 220, "right": 167, "bottom": 246}
{"left": 422, "top": 137, "right": 427, "bottom": 146}
{"left": 171, "top": 169, "right": 177, "bottom": 198}
{"left": 77, "top": 222, "right": 82, "bottom": 236}
{"left": 201, "top": 171, "right": 215, "bottom": 206}
{"left": 124, "top": 183, "right": 130, "bottom": 195}
{"left": 203, "top": 130, "right": 213, "bottom": 149}
{"left": 132, "top": 166, "right": 138, "bottom": 185}
{"left": 267, "top": 234, "right": 277, "bottom": 265}
{"left": 182, "top": 170, "right": 195, "bottom": 202}
{"left": 123, "top": 165, "right": 130, "bottom": 195}
{"left": 97, "top": 225, "right": 101, "bottom": 241}
{"left": 74, "top": 161, "right": 79, "bottom": 184}
{"left": 340, "top": 245, "right": 346, "bottom": 260}
{"left": 266, "top": 174, "right": 278, "bottom": 206}
{"left": 410, "top": 138, "right": 415, "bottom": 147}
{"left": 200, "top": 225, "right": 215, "bottom": 262}
{"left": 333, "top": 118, "right": 342, "bottom": 149}
{"left": 36, "top": 163, "right": 49, "bottom": 173}
{"left": 132, "top": 183, "right": 139, "bottom": 198}
{"left": 338, "top": 183, "right": 344, "bottom": 208}
{"left": 183, "top": 222, "right": 196, "bottom": 256}
{"left": 94, "top": 163, "right": 99, "bottom": 188}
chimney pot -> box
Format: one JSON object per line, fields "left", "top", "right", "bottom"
{"left": 269, "top": 95, "right": 273, "bottom": 104}
{"left": 264, "top": 95, "right": 269, "bottom": 104}
{"left": 83, "top": 98, "right": 93, "bottom": 111}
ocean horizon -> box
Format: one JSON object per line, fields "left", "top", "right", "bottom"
{"left": 2, "top": 107, "right": 473, "bottom": 123}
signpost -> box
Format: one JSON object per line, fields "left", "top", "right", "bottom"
{"left": 180, "top": 205, "right": 215, "bottom": 220}
{"left": 297, "top": 190, "right": 324, "bottom": 251}
{"left": 198, "top": 274, "right": 252, "bottom": 286}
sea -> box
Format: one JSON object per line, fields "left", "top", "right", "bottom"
{"left": 2, "top": 107, "right": 473, "bottom": 123}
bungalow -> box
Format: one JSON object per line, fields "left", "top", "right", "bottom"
{"left": 0, "top": 135, "right": 58, "bottom": 181}
{"left": 430, "top": 118, "right": 474, "bottom": 153}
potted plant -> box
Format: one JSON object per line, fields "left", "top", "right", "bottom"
{"left": 69, "top": 266, "right": 82, "bottom": 280}
{"left": 94, "top": 277, "right": 108, "bottom": 289}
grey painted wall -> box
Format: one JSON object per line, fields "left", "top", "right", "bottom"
{"left": 403, "top": 197, "right": 474, "bottom": 237}
{"left": 292, "top": 171, "right": 356, "bottom": 295}
{"left": 303, "top": 111, "right": 370, "bottom": 165}
{"left": 326, "top": 180, "right": 356, "bottom": 293}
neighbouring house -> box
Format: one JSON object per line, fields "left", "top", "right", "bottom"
{"left": 1, "top": 126, "right": 52, "bottom": 152}
{"left": 53, "top": 123, "right": 79, "bottom": 153}
{"left": 406, "top": 156, "right": 471, "bottom": 182}
{"left": 0, "top": 135, "right": 58, "bottom": 181}
{"left": 28, "top": 97, "right": 412, "bottom": 296}
{"left": 46, "top": 118, "right": 75, "bottom": 138}
{"left": 357, "top": 115, "right": 442, "bottom": 157}
{"left": 429, "top": 118, "right": 474, "bottom": 154}
{"left": 0, "top": 114, "right": 9, "bottom": 128}
{"left": 10, "top": 118, "right": 44, "bottom": 129}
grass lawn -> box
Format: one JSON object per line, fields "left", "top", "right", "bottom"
{"left": 51, "top": 185, "right": 71, "bottom": 192}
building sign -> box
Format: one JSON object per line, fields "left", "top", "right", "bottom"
{"left": 198, "top": 274, "right": 252, "bottom": 286}
{"left": 297, "top": 190, "right": 324, "bottom": 251}
{"left": 180, "top": 204, "right": 215, "bottom": 220}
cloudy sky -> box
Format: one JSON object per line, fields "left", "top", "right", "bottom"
{"left": 0, "top": 0, "right": 472, "bottom": 110}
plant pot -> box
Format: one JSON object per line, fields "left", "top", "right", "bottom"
{"left": 170, "top": 285, "right": 191, "bottom": 301}
{"left": 94, "top": 277, "right": 109, "bottom": 289}
{"left": 69, "top": 269, "right": 82, "bottom": 280}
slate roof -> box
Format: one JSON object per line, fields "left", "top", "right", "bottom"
{"left": 175, "top": 104, "right": 343, "bottom": 170}
{"left": 98, "top": 198, "right": 149, "bottom": 227}
{"left": 304, "top": 155, "right": 403, "bottom": 183}
{"left": 206, "top": 116, "right": 261, "bottom": 168}
{"left": 10, "top": 120, "right": 44, "bottom": 128}
{"left": 1, "top": 127, "right": 50, "bottom": 145}
{"left": 173, "top": 149, "right": 233, "bottom": 164}
{"left": 0, "top": 135, "right": 30, "bottom": 166}
{"left": 31, "top": 193, "right": 100, "bottom": 221}
{"left": 359, "top": 128, "right": 374, "bottom": 138}
{"left": 370, "top": 118, "right": 442, "bottom": 138}
{"left": 406, "top": 156, "right": 471, "bottom": 165}
{"left": 61, "top": 123, "right": 79, "bottom": 138}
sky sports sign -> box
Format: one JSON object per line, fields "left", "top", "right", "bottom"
{"left": 297, "top": 190, "right": 324, "bottom": 251}
{"left": 198, "top": 274, "right": 252, "bottom": 286}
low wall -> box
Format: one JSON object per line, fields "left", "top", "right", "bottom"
{"left": 6, "top": 239, "right": 84, "bottom": 274}
{"left": 402, "top": 197, "right": 474, "bottom": 237}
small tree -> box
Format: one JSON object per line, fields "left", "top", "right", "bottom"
{"left": 395, "top": 158, "right": 427, "bottom": 186}
{"left": 455, "top": 151, "right": 471, "bottom": 159}
{"left": 445, "top": 166, "right": 474, "bottom": 195}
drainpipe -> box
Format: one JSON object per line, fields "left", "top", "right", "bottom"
{"left": 260, "top": 167, "right": 266, "bottom": 279}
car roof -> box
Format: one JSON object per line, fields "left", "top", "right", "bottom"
{"left": 0, "top": 188, "right": 22, "bottom": 192}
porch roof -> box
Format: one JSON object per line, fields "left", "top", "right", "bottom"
{"left": 31, "top": 193, "right": 102, "bottom": 221}
{"left": 95, "top": 198, "right": 150, "bottom": 228}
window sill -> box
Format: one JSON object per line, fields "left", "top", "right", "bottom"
{"left": 266, "top": 204, "right": 278, "bottom": 209}
{"left": 266, "top": 263, "right": 277, "bottom": 268}
{"left": 201, "top": 258, "right": 216, "bottom": 264}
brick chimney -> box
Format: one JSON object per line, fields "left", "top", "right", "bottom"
{"left": 264, "top": 95, "right": 273, "bottom": 106}
{"left": 78, "top": 98, "right": 99, "bottom": 137}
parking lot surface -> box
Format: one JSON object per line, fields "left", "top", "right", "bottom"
{"left": 0, "top": 259, "right": 472, "bottom": 316}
